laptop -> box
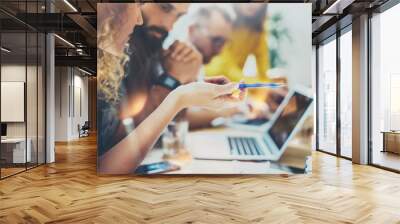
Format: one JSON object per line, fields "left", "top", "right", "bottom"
{"left": 188, "top": 86, "right": 313, "bottom": 161}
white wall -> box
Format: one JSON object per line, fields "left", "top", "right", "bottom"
{"left": 1, "top": 63, "right": 46, "bottom": 163}
{"left": 1, "top": 65, "right": 39, "bottom": 138}
{"left": 269, "top": 3, "right": 312, "bottom": 88}
{"left": 54, "top": 67, "right": 89, "bottom": 141}
{"left": 1, "top": 65, "right": 26, "bottom": 139}
{"left": 71, "top": 73, "right": 89, "bottom": 138}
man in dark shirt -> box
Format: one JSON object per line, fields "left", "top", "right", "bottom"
{"left": 121, "top": 3, "right": 201, "bottom": 124}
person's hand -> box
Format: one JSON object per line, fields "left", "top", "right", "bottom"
{"left": 163, "top": 41, "right": 203, "bottom": 84}
{"left": 173, "top": 81, "right": 246, "bottom": 111}
{"left": 167, "top": 40, "right": 201, "bottom": 62}
{"left": 245, "top": 100, "right": 270, "bottom": 119}
{"left": 204, "top": 76, "right": 230, "bottom": 85}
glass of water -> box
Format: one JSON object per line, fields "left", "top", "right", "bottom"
{"left": 162, "top": 120, "right": 189, "bottom": 158}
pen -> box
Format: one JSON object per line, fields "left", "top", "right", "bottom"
{"left": 238, "top": 83, "right": 286, "bottom": 89}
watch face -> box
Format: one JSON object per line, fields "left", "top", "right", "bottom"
{"left": 165, "top": 77, "right": 176, "bottom": 88}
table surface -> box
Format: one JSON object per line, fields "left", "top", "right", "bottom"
{"left": 141, "top": 127, "right": 312, "bottom": 174}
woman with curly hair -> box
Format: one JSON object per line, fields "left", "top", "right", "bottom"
{"left": 97, "top": 3, "right": 245, "bottom": 174}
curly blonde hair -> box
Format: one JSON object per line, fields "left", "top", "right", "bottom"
{"left": 97, "top": 12, "right": 129, "bottom": 103}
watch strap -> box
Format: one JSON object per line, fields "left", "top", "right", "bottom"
{"left": 155, "top": 73, "right": 181, "bottom": 90}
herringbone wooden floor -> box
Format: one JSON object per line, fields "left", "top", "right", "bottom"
{"left": 1, "top": 134, "right": 400, "bottom": 224}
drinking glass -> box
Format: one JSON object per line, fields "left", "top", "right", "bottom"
{"left": 162, "top": 120, "right": 189, "bottom": 157}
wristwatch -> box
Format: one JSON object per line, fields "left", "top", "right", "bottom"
{"left": 154, "top": 62, "right": 181, "bottom": 90}
{"left": 156, "top": 73, "right": 181, "bottom": 90}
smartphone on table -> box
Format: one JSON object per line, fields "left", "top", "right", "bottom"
{"left": 134, "top": 161, "right": 180, "bottom": 174}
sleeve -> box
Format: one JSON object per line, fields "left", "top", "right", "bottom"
{"left": 204, "top": 48, "right": 245, "bottom": 83}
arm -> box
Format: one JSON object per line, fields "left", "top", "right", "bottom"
{"left": 99, "top": 81, "right": 244, "bottom": 174}
{"left": 185, "top": 76, "right": 245, "bottom": 129}
{"left": 98, "top": 90, "right": 183, "bottom": 174}
{"left": 131, "top": 41, "right": 203, "bottom": 126}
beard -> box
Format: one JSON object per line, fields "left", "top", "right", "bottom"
{"left": 131, "top": 25, "right": 168, "bottom": 56}
{"left": 123, "top": 24, "right": 169, "bottom": 96}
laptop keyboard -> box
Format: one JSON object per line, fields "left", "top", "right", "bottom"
{"left": 228, "top": 137, "right": 265, "bottom": 156}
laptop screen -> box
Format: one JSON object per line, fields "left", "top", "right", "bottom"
{"left": 267, "top": 91, "right": 313, "bottom": 149}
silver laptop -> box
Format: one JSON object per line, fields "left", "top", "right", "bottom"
{"left": 188, "top": 86, "right": 313, "bottom": 161}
